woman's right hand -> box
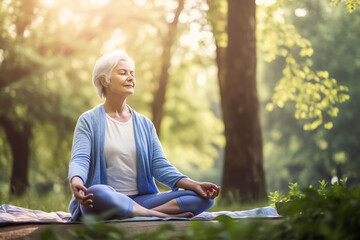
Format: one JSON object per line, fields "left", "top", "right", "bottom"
{"left": 70, "top": 176, "right": 93, "bottom": 208}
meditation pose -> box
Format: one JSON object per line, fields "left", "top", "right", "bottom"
{"left": 68, "top": 50, "right": 221, "bottom": 221}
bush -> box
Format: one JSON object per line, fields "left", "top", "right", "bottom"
{"left": 271, "top": 180, "right": 360, "bottom": 240}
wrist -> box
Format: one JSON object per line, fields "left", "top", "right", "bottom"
{"left": 176, "top": 177, "right": 199, "bottom": 191}
{"left": 71, "top": 176, "right": 83, "bottom": 185}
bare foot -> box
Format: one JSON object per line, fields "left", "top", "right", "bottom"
{"left": 132, "top": 202, "right": 193, "bottom": 218}
{"left": 167, "top": 211, "right": 194, "bottom": 218}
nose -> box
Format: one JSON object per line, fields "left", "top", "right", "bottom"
{"left": 127, "top": 75, "right": 135, "bottom": 86}
{"left": 127, "top": 72, "right": 134, "bottom": 79}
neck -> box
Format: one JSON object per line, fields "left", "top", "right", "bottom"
{"left": 103, "top": 95, "right": 129, "bottom": 116}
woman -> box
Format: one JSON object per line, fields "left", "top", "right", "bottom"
{"left": 68, "top": 50, "right": 220, "bottom": 221}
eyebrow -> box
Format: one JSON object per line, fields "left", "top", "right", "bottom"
{"left": 117, "top": 68, "right": 134, "bottom": 72}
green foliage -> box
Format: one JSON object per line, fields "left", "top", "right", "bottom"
{"left": 271, "top": 180, "right": 360, "bottom": 240}
{"left": 261, "top": 0, "right": 360, "bottom": 195}
{"left": 161, "top": 57, "right": 225, "bottom": 172}
{"left": 269, "top": 179, "right": 346, "bottom": 208}
{"left": 269, "top": 180, "right": 334, "bottom": 207}
{"left": 268, "top": 182, "right": 304, "bottom": 204}
{"left": 329, "top": 0, "right": 360, "bottom": 12}
{"left": 258, "top": 1, "right": 350, "bottom": 131}
{"left": 0, "top": 0, "right": 105, "bottom": 195}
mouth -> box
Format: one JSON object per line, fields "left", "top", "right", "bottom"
{"left": 124, "top": 85, "right": 134, "bottom": 88}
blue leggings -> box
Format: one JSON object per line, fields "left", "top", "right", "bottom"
{"left": 80, "top": 184, "right": 214, "bottom": 217}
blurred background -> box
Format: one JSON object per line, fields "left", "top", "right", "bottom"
{"left": 0, "top": 0, "right": 359, "bottom": 211}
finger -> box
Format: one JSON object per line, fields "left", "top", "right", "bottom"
{"left": 208, "top": 187, "right": 218, "bottom": 199}
{"left": 77, "top": 192, "right": 93, "bottom": 201}
{"left": 80, "top": 200, "right": 93, "bottom": 208}
{"left": 82, "top": 193, "right": 94, "bottom": 201}
{"left": 83, "top": 199, "right": 94, "bottom": 208}
{"left": 210, "top": 190, "right": 217, "bottom": 199}
{"left": 77, "top": 185, "right": 88, "bottom": 193}
{"left": 214, "top": 187, "right": 220, "bottom": 197}
{"left": 211, "top": 190, "right": 217, "bottom": 198}
{"left": 200, "top": 190, "right": 207, "bottom": 199}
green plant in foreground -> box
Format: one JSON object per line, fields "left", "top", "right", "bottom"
{"left": 270, "top": 179, "right": 360, "bottom": 240}
{"left": 269, "top": 179, "right": 337, "bottom": 207}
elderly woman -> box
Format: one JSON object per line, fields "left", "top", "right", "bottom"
{"left": 68, "top": 50, "right": 220, "bottom": 221}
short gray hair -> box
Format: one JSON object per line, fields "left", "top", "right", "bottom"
{"left": 92, "top": 49, "right": 135, "bottom": 99}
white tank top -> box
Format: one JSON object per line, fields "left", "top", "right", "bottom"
{"left": 104, "top": 114, "right": 138, "bottom": 195}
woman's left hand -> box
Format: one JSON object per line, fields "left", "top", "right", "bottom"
{"left": 193, "top": 182, "right": 221, "bottom": 199}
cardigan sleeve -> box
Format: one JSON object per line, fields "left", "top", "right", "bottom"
{"left": 150, "top": 124, "right": 187, "bottom": 189}
{"left": 68, "top": 115, "right": 92, "bottom": 184}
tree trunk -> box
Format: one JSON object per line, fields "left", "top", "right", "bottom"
{"left": 220, "top": 0, "right": 266, "bottom": 202}
{"left": 0, "top": 117, "right": 32, "bottom": 196}
{"left": 151, "top": 0, "right": 184, "bottom": 136}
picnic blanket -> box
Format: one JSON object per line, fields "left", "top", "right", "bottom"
{"left": 0, "top": 204, "right": 280, "bottom": 226}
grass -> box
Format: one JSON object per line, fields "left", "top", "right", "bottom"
{"left": 0, "top": 186, "right": 71, "bottom": 212}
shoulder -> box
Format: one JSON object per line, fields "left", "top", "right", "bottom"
{"left": 77, "top": 104, "right": 104, "bottom": 127}
{"left": 128, "top": 106, "right": 155, "bottom": 130}
{"left": 79, "top": 104, "right": 103, "bottom": 119}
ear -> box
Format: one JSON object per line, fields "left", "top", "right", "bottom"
{"left": 100, "top": 76, "right": 110, "bottom": 88}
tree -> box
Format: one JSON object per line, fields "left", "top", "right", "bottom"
{"left": 0, "top": 0, "right": 54, "bottom": 195}
{"left": 151, "top": 0, "right": 184, "bottom": 136}
{"left": 207, "top": 0, "right": 350, "bottom": 201}
{"left": 221, "top": 0, "right": 266, "bottom": 201}
{"left": 208, "top": 0, "right": 266, "bottom": 202}
{"left": 0, "top": 0, "right": 114, "bottom": 195}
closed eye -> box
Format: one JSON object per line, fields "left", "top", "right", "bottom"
{"left": 117, "top": 70, "right": 134, "bottom": 77}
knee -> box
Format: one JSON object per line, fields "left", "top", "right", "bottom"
{"left": 87, "top": 184, "right": 114, "bottom": 195}
{"left": 201, "top": 198, "right": 215, "bottom": 212}
{"left": 86, "top": 185, "right": 115, "bottom": 206}
{"left": 85, "top": 184, "right": 133, "bottom": 217}
{"left": 185, "top": 190, "right": 215, "bottom": 210}
{"left": 177, "top": 195, "right": 215, "bottom": 216}
{"left": 205, "top": 198, "right": 215, "bottom": 208}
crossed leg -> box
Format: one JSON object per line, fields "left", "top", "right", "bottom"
{"left": 151, "top": 199, "right": 180, "bottom": 214}
{"left": 132, "top": 201, "right": 193, "bottom": 218}
{"left": 133, "top": 189, "right": 214, "bottom": 216}
{"left": 80, "top": 185, "right": 213, "bottom": 219}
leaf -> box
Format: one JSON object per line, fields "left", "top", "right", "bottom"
{"left": 324, "top": 122, "right": 333, "bottom": 129}
{"left": 214, "top": 214, "right": 234, "bottom": 223}
{"left": 266, "top": 103, "right": 275, "bottom": 112}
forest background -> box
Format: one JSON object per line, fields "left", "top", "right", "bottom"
{"left": 0, "top": 0, "right": 359, "bottom": 211}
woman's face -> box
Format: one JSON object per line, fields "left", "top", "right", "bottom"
{"left": 105, "top": 59, "right": 135, "bottom": 97}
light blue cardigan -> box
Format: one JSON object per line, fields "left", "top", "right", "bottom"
{"left": 68, "top": 104, "right": 186, "bottom": 221}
